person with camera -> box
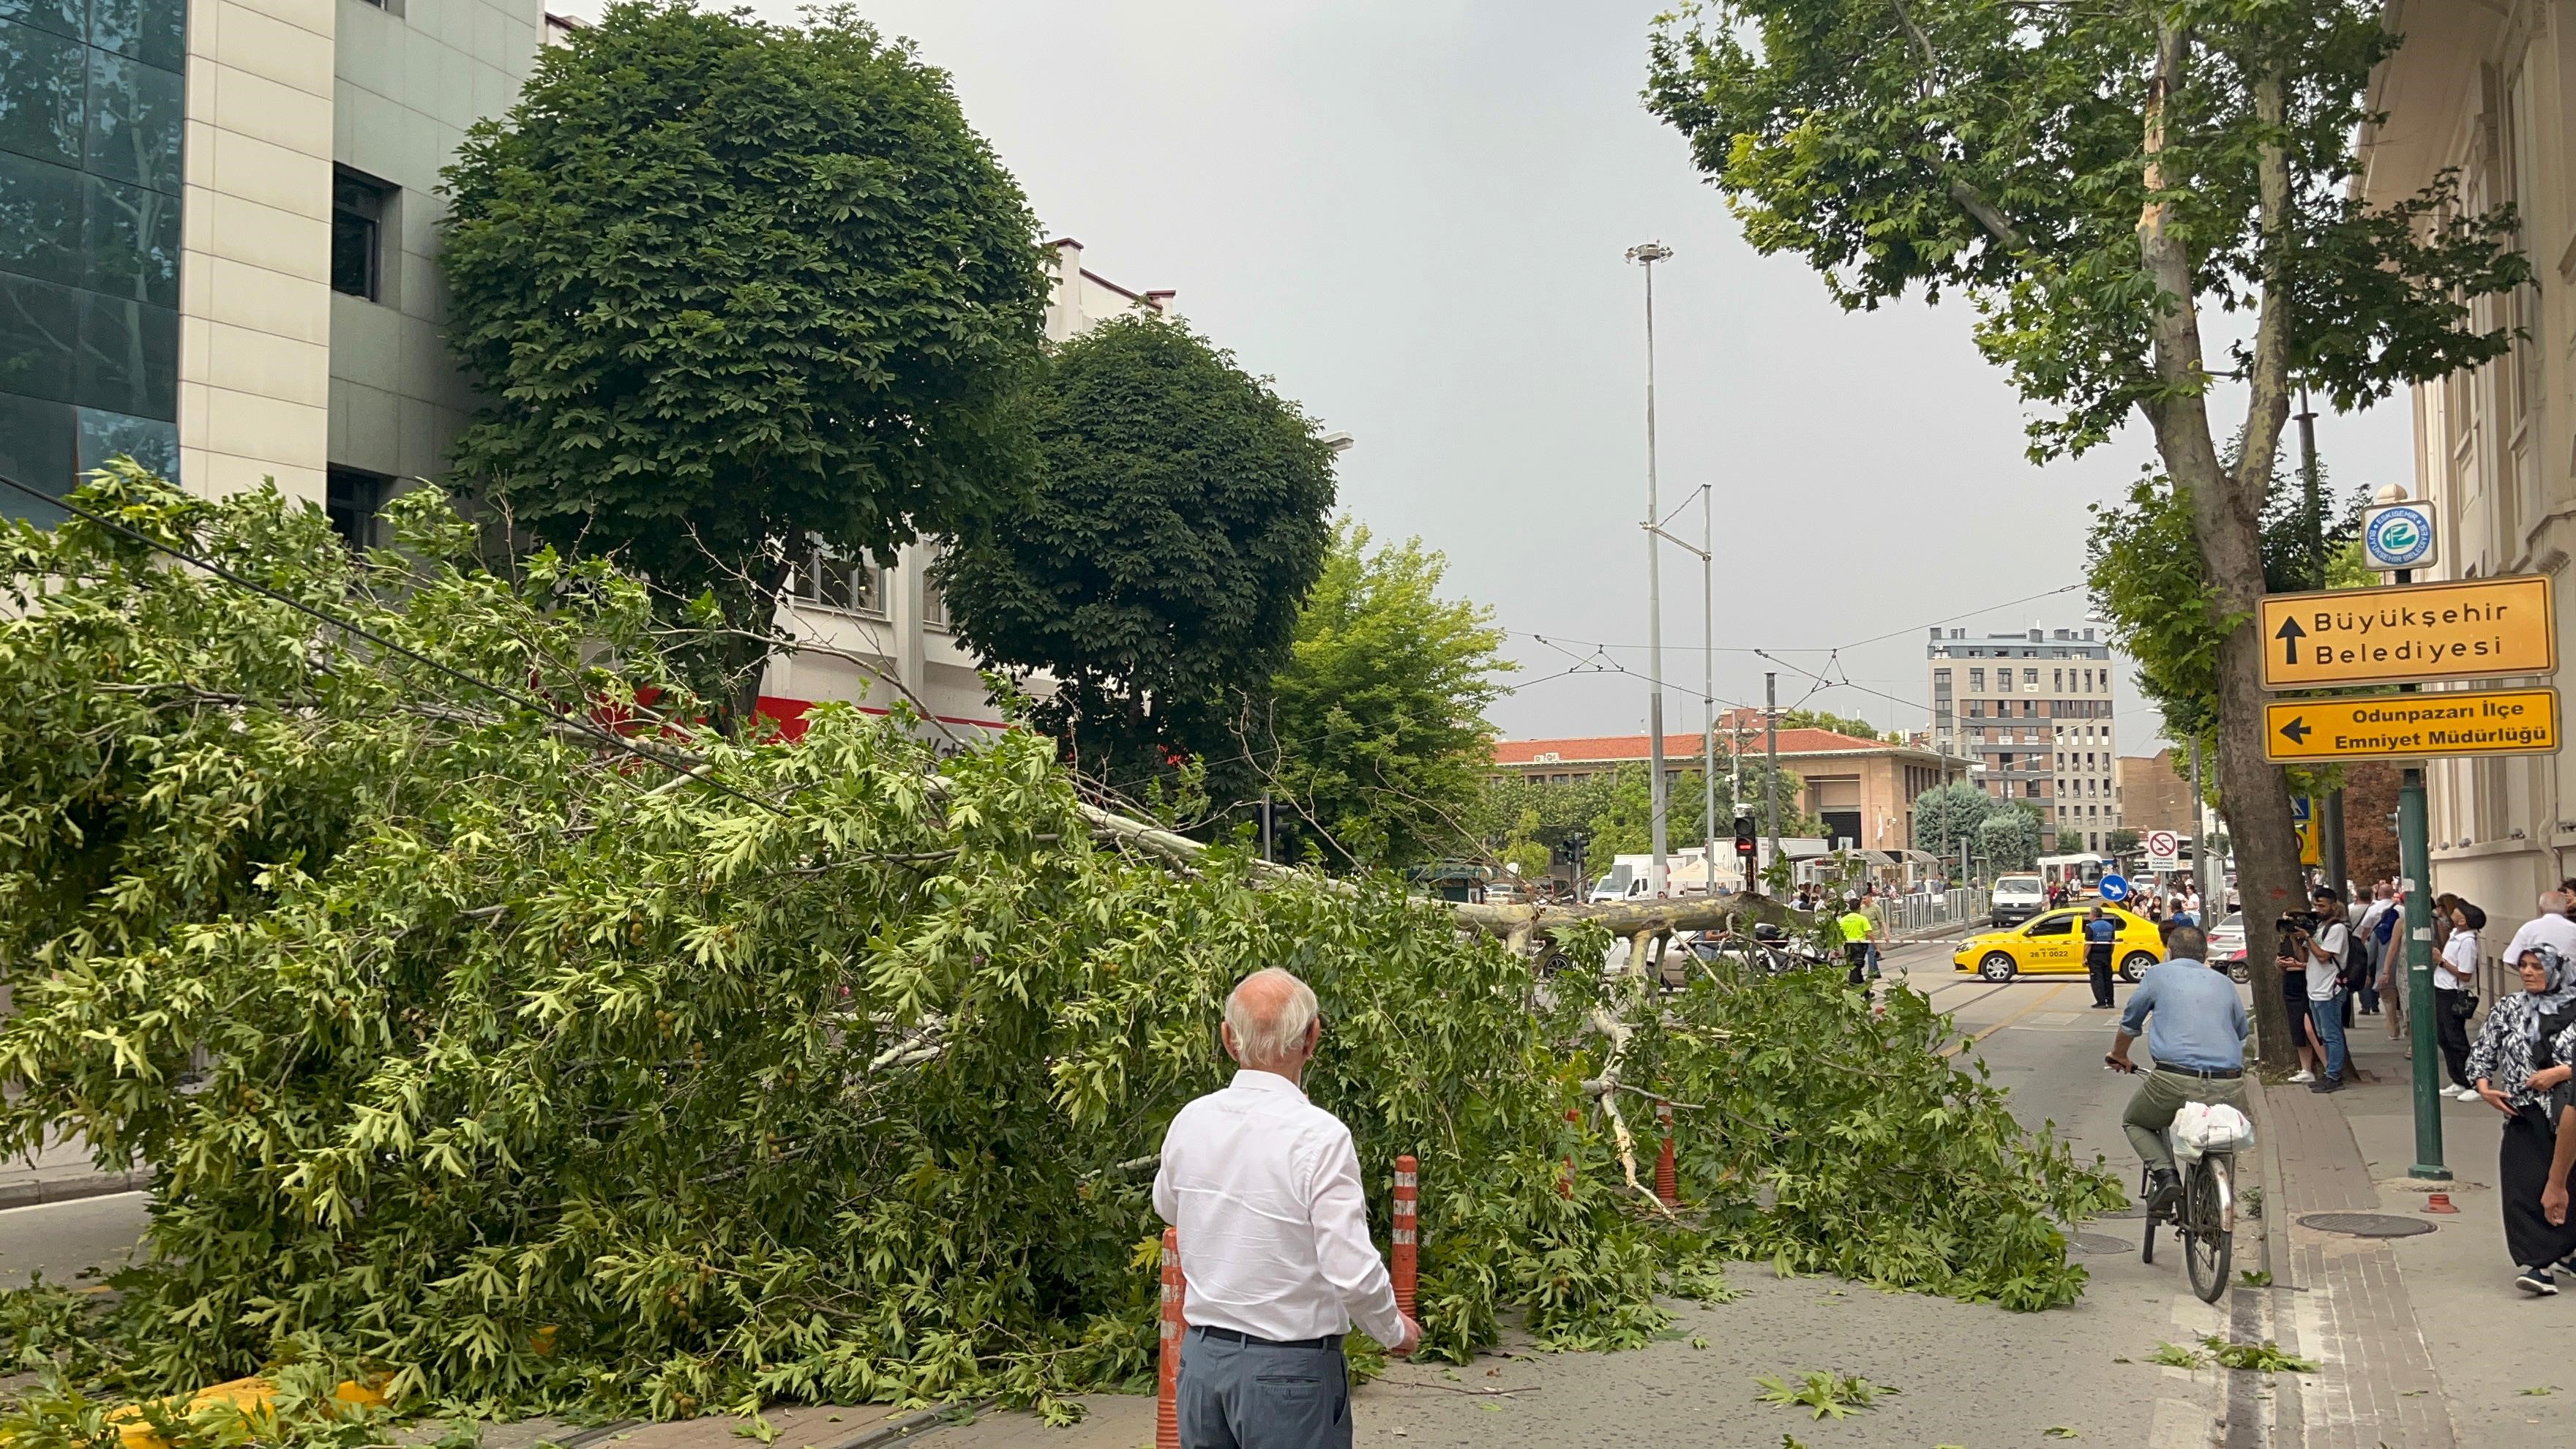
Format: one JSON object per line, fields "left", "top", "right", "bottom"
{"left": 2106, "top": 924, "right": 2246, "bottom": 1215}
{"left": 2274, "top": 905, "right": 2329, "bottom": 1086}
{"left": 2285, "top": 886, "right": 2353, "bottom": 1093}
{"left": 2435, "top": 899, "right": 2486, "bottom": 1098}
{"left": 2465, "top": 946, "right": 2576, "bottom": 1295}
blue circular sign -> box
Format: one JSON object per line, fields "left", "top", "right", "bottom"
{"left": 2366, "top": 506, "right": 2433, "bottom": 568}
{"left": 2098, "top": 874, "right": 2131, "bottom": 902}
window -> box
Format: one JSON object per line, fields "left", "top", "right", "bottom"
{"left": 331, "top": 168, "right": 389, "bottom": 300}
{"left": 802, "top": 543, "right": 881, "bottom": 615}
{"left": 2053, "top": 669, "right": 2063, "bottom": 692}
{"left": 2026, "top": 915, "right": 2073, "bottom": 937}
{"left": 326, "top": 466, "right": 386, "bottom": 550}
{"left": 2024, "top": 781, "right": 2041, "bottom": 798}
{"left": 1933, "top": 668, "right": 1951, "bottom": 686}
{"left": 1969, "top": 668, "right": 1985, "bottom": 691}
{"left": 2022, "top": 668, "right": 2039, "bottom": 689}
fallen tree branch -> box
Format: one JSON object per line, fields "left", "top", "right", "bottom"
{"left": 1583, "top": 1003, "right": 1674, "bottom": 1220}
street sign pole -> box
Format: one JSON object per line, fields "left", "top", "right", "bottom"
{"left": 2400, "top": 767, "right": 2448, "bottom": 1180}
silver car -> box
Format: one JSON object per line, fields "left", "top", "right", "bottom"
{"left": 2206, "top": 912, "right": 2248, "bottom": 981}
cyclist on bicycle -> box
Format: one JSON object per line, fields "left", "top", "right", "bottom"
{"left": 2105, "top": 924, "right": 2250, "bottom": 1213}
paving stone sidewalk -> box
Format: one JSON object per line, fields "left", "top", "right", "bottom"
{"left": 0, "top": 1128, "right": 147, "bottom": 1210}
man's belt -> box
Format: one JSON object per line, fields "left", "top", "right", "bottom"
{"left": 2153, "top": 1065, "right": 2243, "bottom": 1079}
{"left": 1188, "top": 1325, "right": 1344, "bottom": 1352}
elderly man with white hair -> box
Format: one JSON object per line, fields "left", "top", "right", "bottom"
{"left": 2504, "top": 888, "right": 2576, "bottom": 967}
{"left": 1153, "top": 967, "right": 1419, "bottom": 1448}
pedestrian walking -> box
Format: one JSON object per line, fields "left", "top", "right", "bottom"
{"left": 2465, "top": 947, "right": 2576, "bottom": 1295}
{"left": 2083, "top": 905, "right": 2119, "bottom": 1009}
{"left": 1860, "top": 886, "right": 1888, "bottom": 981}
{"left": 2299, "top": 886, "right": 2352, "bottom": 1093}
{"left": 2435, "top": 901, "right": 2485, "bottom": 1097}
{"left": 1154, "top": 968, "right": 1418, "bottom": 1448}
{"left": 2355, "top": 883, "right": 2395, "bottom": 1015}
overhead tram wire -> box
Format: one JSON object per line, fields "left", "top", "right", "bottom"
{"left": 0, "top": 471, "right": 791, "bottom": 817}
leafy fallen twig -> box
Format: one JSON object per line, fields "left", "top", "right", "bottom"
{"left": 2147, "top": 1342, "right": 2207, "bottom": 1369}
{"left": 2201, "top": 1337, "right": 2317, "bottom": 1374}
{"left": 1754, "top": 1371, "right": 1898, "bottom": 1420}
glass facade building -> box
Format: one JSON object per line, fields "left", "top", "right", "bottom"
{"left": 0, "top": 0, "right": 182, "bottom": 523}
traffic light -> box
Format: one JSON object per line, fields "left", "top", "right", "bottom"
{"left": 1732, "top": 813, "right": 1758, "bottom": 859}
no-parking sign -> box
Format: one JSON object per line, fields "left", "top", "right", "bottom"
{"left": 2143, "top": 830, "right": 2180, "bottom": 870}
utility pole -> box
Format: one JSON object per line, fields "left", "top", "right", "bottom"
{"left": 2400, "top": 767, "right": 2448, "bottom": 1179}
{"left": 2187, "top": 736, "right": 2209, "bottom": 908}
{"left": 2296, "top": 385, "right": 2348, "bottom": 894}
{"left": 1628, "top": 241, "right": 1674, "bottom": 899}
{"left": 1701, "top": 486, "right": 1716, "bottom": 894}
{"left": 1764, "top": 671, "right": 1781, "bottom": 871}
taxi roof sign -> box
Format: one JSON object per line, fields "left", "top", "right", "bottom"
{"left": 2258, "top": 575, "right": 2553, "bottom": 690}
{"left": 2261, "top": 687, "right": 2561, "bottom": 763}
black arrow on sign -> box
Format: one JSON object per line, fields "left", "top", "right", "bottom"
{"left": 2279, "top": 716, "right": 2312, "bottom": 746}
{"left": 2274, "top": 615, "right": 2306, "bottom": 664}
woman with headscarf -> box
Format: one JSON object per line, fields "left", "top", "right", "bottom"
{"left": 2466, "top": 945, "right": 2576, "bottom": 1294}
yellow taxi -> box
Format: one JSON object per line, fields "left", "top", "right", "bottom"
{"left": 1952, "top": 904, "right": 2167, "bottom": 984}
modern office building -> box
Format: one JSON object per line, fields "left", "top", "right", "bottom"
{"left": 1927, "top": 624, "right": 2122, "bottom": 852}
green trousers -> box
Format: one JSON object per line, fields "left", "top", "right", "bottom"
{"left": 2122, "top": 1068, "right": 2250, "bottom": 1173}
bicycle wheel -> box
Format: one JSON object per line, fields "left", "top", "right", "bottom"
{"left": 2184, "top": 1156, "right": 2234, "bottom": 1303}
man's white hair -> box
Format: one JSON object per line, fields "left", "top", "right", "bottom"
{"left": 2542, "top": 888, "right": 2571, "bottom": 915}
{"left": 1225, "top": 967, "right": 1319, "bottom": 1065}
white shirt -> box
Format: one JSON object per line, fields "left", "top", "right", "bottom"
{"left": 2501, "top": 913, "right": 2576, "bottom": 970}
{"left": 2307, "top": 921, "right": 2350, "bottom": 1001}
{"left": 2438, "top": 929, "right": 2478, "bottom": 990}
{"left": 1153, "top": 1069, "right": 1404, "bottom": 1347}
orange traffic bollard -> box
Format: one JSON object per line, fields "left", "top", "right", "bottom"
{"left": 2422, "top": 1191, "right": 2460, "bottom": 1215}
{"left": 1157, "top": 1227, "right": 1185, "bottom": 1449}
{"left": 1392, "top": 1155, "right": 1419, "bottom": 1319}
{"left": 1655, "top": 1103, "right": 1677, "bottom": 1206}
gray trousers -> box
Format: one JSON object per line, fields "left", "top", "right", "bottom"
{"left": 1179, "top": 1327, "right": 1350, "bottom": 1449}
{"left": 2122, "top": 1068, "right": 2249, "bottom": 1174}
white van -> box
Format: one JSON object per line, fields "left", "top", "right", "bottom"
{"left": 1990, "top": 873, "right": 2046, "bottom": 927}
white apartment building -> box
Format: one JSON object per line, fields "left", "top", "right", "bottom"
{"left": 1927, "top": 624, "right": 2122, "bottom": 852}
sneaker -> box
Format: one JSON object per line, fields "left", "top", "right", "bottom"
{"left": 2451, "top": 1085, "right": 2482, "bottom": 1101}
{"left": 2310, "top": 1075, "right": 2344, "bottom": 1094}
{"left": 2516, "top": 1266, "right": 2558, "bottom": 1296}
{"left": 2288, "top": 1069, "right": 2316, "bottom": 1083}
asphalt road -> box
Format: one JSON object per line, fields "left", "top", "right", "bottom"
{"left": 0, "top": 1190, "right": 151, "bottom": 1292}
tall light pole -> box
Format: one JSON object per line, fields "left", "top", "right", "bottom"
{"left": 1649, "top": 484, "right": 1716, "bottom": 894}
{"left": 1628, "top": 240, "right": 1674, "bottom": 897}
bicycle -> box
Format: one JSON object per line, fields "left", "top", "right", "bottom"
{"left": 2108, "top": 1059, "right": 2239, "bottom": 1303}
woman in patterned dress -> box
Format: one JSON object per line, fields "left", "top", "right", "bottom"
{"left": 2467, "top": 946, "right": 2576, "bottom": 1294}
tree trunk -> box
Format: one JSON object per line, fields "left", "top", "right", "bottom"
{"left": 2133, "top": 29, "right": 2299, "bottom": 1068}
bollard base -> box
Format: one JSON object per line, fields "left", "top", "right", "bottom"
{"left": 2407, "top": 1163, "right": 2454, "bottom": 1182}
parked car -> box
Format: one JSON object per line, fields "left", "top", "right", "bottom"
{"left": 2206, "top": 912, "right": 2248, "bottom": 981}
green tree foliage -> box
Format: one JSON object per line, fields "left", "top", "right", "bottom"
{"left": 1645, "top": 0, "right": 2527, "bottom": 1066}
{"left": 1912, "top": 779, "right": 1997, "bottom": 859}
{"left": 0, "top": 474, "right": 2124, "bottom": 1428}
{"left": 438, "top": 1, "right": 1049, "bottom": 724}
{"left": 941, "top": 316, "right": 1337, "bottom": 801}
{"left": 1779, "top": 709, "right": 1890, "bottom": 741}
{"left": 2104, "top": 828, "right": 2143, "bottom": 858}
{"left": 1258, "top": 523, "right": 1510, "bottom": 870}
{"left": 1978, "top": 804, "right": 2048, "bottom": 872}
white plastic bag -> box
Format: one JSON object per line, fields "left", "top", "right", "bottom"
{"left": 2168, "top": 1101, "right": 2255, "bottom": 1164}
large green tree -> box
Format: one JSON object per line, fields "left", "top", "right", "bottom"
{"left": 1582, "top": 755, "right": 1825, "bottom": 866}
{"left": 440, "top": 1, "right": 1049, "bottom": 724}
{"left": 1645, "top": 0, "right": 2525, "bottom": 1063}
{"left": 1911, "top": 779, "right": 1997, "bottom": 863}
{"left": 942, "top": 316, "right": 1338, "bottom": 798}
{"left": 1257, "top": 523, "right": 1510, "bottom": 871}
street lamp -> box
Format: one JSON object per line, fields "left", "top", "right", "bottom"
{"left": 1649, "top": 484, "right": 1715, "bottom": 896}
{"left": 1628, "top": 240, "right": 1674, "bottom": 897}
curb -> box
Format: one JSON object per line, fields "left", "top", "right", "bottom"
{"left": 0, "top": 1170, "right": 149, "bottom": 1211}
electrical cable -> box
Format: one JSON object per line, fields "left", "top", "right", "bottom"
{"left": 0, "top": 471, "right": 790, "bottom": 817}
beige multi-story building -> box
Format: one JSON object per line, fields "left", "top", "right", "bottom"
{"left": 1927, "top": 625, "right": 2122, "bottom": 852}
{"left": 2361, "top": 1, "right": 2576, "bottom": 907}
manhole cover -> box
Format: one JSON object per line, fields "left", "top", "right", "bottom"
{"left": 2072, "top": 1232, "right": 2133, "bottom": 1254}
{"left": 2298, "top": 1212, "right": 2437, "bottom": 1238}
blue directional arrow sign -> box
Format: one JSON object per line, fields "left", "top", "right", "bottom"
{"left": 2097, "top": 874, "right": 2130, "bottom": 902}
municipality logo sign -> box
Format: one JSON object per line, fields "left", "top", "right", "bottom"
{"left": 2365, "top": 504, "right": 2435, "bottom": 569}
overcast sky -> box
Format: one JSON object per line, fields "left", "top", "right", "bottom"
{"left": 556, "top": 0, "right": 2414, "bottom": 755}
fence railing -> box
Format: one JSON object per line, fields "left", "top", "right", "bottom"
{"left": 1883, "top": 888, "right": 1992, "bottom": 936}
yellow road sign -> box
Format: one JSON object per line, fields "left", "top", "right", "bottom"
{"left": 2262, "top": 687, "right": 2561, "bottom": 763}
{"left": 2259, "top": 575, "right": 2555, "bottom": 690}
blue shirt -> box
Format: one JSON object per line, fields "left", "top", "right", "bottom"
{"left": 2119, "top": 957, "right": 2249, "bottom": 1073}
{"left": 2084, "top": 917, "right": 2119, "bottom": 946}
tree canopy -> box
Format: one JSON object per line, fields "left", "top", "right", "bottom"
{"left": 438, "top": 1, "right": 1049, "bottom": 719}
{"left": 941, "top": 315, "right": 1338, "bottom": 799}
{"left": 1580, "top": 755, "right": 1825, "bottom": 865}
{"left": 0, "top": 472, "right": 2121, "bottom": 1435}
{"left": 1258, "top": 522, "right": 1510, "bottom": 871}
{"left": 1779, "top": 708, "right": 1890, "bottom": 741}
